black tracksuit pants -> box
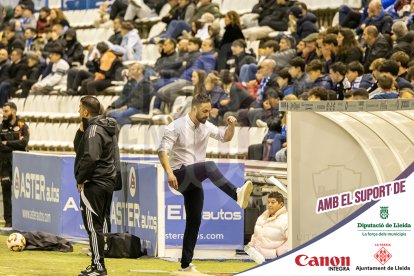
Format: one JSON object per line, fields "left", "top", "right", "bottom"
{"left": 173, "top": 161, "right": 238, "bottom": 266}
{"left": 80, "top": 182, "right": 112, "bottom": 270}
{"left": 1, "top": 178, "right": 12, "bottom": 225}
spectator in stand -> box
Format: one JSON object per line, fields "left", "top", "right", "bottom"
{"left": 78, "top": 43, "right": 122, "bottom": 95}
{"left": 48, "top": 8, "right": 70, "bottom": 29}
{"left": 13, "top": 4, "right": 36, "bottom": 32}
{"left": 372, "top": 73, "right": 399, "bottom": 99}
{"left": 308, "top": 87, "right": 329, "bottom": 101}
{"left": 366, "top": 58, "right": 385, "bottom": 94}
{"left": 274, "top": 36, "right": 296, "bottom": 69}
{"left": 227, "top": 39, "right": 256, "bottom": 79}
{"left": 243, "top": 0, "right": 293, "bottom": 41}
{"left": 216, "top": 11, "right": 245, "bottom": 71}
{"left": 336, "top": 28, "right": 363, "bottom": 64}
{"left": 41, "top": 27, "right": 56, "bottom": 59}
{"left": 0, "top": 49, "right": 10, "bottom": 83}
{"left": 23, "top": 27, "right": 44, "bottom": 54}
{"left": 18, "top": 0, "right": 35, "bottom": 12}
{"left": 124, "top": 0, "right": 155, "bottom": 21}
{"left": 301, "top": 33, "right": 318, "bottom": 63}
{"left": 277, "top": 68, "right": 294, "bottom": 96}
{"left": 63, "top": 28, "right": 84, "bottom": 67}
{"left": 407, "top": 66, "right": 414, "bottom": 86}
{"left": 31, "top": 46, "right": 69, "bottom": 94}
{"left": 36, "top": 7, "right": 50, "bottom": 34}
{"left": 346, "top": 61, "right": 374, "bottom": 91}
{"left": 306, "top": 60, "right": 333, "bottom": 90}
{"left": 329, "top": 62, "right": 351, "bottom": 100}
{"left": 161, "top": 0, "right": 195, "bottom": 28}
{"left": 288, "top": 56, "right": 308, "bottom": 96}
{"left": 20, "top": 52, "right": 44, "bottom": 97}
{"left": 289, "top": 5, "right": 318, "bottom": 42}
{"left": 363, "top": 25, "right": 392, "bottom": 72}
{"left": 346, "top": 88, "right": 369, "bottom": 100}
{"left": 3, "top": 24, "right": 25, "bottom": 54}
{"left": 51, "top": 23, "right": 67, "bottom": 49}
{"left": 206, "top": 72, "right": 227, "bottom": 125}
{"left": 108, "top": 21, "right": 142, "bottom": 61}
{"left": 379, "top": 59, "right": 413, "bottom": 90}
{"left": 357, "top": 0, "right": 393, "bottom": 35}
{"left": 239, "top": 40, "right": 279, "bottom": 83}
{"left": 108, "top": 17, "right": 124, "bottom": 46}
{"left": 0, "top": 49, "right": 28, "bottom": 106}
{"left": 218, "top": 70, "right": 254, "bottom": 122}
{"left": 390, "top": 21, "right": 412, "bottom": 56}
{"left": 107, "top": 63, "right": 152, "bottom": 125}
{"left": 156, "top": 38, "right": 216, "bottom": 109}
{"left": 390, "top": 51, "right": 410, "bottom": 80}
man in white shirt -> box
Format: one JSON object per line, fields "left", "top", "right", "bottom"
{"left": 158, "top": 93, "right": 253, "bottom": 273}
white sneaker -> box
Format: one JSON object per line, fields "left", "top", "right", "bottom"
{"left": 244, "top": 245, "right": 265, "bottom": 264}
{"left": 178, "top": 263, "right": 199, "bottom": 273}
{"left": 236, "top": 180, "right": 253, "bottom": 209}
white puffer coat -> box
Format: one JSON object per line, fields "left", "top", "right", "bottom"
{"left": 248, "top": 206, "right": 288, "bottom": 259}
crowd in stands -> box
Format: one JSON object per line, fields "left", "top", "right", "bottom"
{"left": 1, "top": 0, "right": 414, "bottom": 162}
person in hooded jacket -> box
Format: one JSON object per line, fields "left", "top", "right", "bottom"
{"left": 74, "top": 96, "right": 120, "bottom": 276}
{"left": 64, "top": 28, "right": 84, "bottom": 67}
{"left": 289, "top": 5, "right": 318, "bottom": 42}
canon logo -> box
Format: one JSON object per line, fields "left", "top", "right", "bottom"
{"left": 295, "top": 254, "right": 350, "bottom": 267}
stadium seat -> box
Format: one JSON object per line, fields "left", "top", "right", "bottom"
{"left": 141, "top": 44, "right": 161, "bottom": 66}
{"left": 249, "top": 127, "right": 268, "bottom": 146}
{"left": 130, "top": 96, "right": 156, "bottom": 123}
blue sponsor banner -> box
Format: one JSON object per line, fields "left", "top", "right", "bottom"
{"left": 164, "top": 163, "right": 245, "bottom": 249}
{"left": 12, "top": 153, "right": 63, "bottom": 235}
{"left": 60, "top": 156, "right": 86, "bottom": 238}
{"left": 123, "top": 163, "right": 158, "bottom": 256}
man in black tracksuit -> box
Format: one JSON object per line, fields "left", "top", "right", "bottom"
{"left": 74, "top": 96, "right": 120, "bottom": 276}
{"left": 0, "top": 102, "right": 29, "bottom": 227}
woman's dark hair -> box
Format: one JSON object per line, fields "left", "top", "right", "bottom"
{"left": 337, "top": 28, "right": 359, "bottom": 56}
{"left": 219, "top": 69, "right": 234, "bottom": 85}
{"left": 193, "top": 70, "right": 207, "bottom": 96}
{"left": 225, "top": 10, "right": 241, "bottom": 28}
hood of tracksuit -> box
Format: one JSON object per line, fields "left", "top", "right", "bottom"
{"left": 82, "top": 116, "right": 117, "bottom": 137}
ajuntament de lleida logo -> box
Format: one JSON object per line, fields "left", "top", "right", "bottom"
{"left": 380, "top": 206, "right": 389, "bottom": 219}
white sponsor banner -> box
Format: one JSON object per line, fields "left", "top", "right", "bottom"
{"left": 238, "top": 166, "right": 414, "bottom": 276}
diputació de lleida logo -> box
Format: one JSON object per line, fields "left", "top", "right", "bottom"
{"left": 380, "top": 206, "right": 389, "bottom": 219}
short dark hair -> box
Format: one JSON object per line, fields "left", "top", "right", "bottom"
{"left": 352, "top": 88, "right": 369, "bottom": 100}
{"left": 3, "top": 102, "right": 17, "bottom": 111}
{"left": 390, "top": 51, "right": 410, "bottom": 68}
{"left": 347, "top": 61, "right": 364, "bottom": 76}
{"left": 219, "top": 69, "right": 234, "bottom": 85}
{"left": 407, "top": 66, "right": 414, "bottom": 81}
{"left": 308, "top": 87, "right": 328, "bottom": 101}
{"left": 192, "top": 93, "right": 211, "bottom": 107}
{"left": 189, "top": 37, "right": 202, "bottom": 48}
{"left": 267, "top": 117, "right": 282, "bottom": 132}
{"left": 289, "top": 57, "right": 305, "bottom": 72}
{"left": 80, "top": 96, "right": 102, "bottom": 117}
{"left": 268, "top": 191, "right": 284, "bottom": 204}
{"left": 263, "top": 40, "right": 279, "bottom": 52}
{"left": 97, "top": 42, "right": 109, "bottom": 54}
{"left": 379, "top": 60, "right": 400, "bottom": 77}
{"left": 267, "top": 87, "right": 283, "bottom": 100}
{"left": 330, "top": 62, "right": 347, "bottom": 76}
{"left": 232, "top": 38, "right": 247, "bottom": 49}
{"left": 306, "top": 60, "right": 323, "bottom": 73}
{"left": 278, "top": 68, "right": 292, "bottom": 82}
{"left": 377, "top": 73, "right": 394, "bottom": 90}
{"left": 121, "top": 21, "right": 134, "bottom": 31}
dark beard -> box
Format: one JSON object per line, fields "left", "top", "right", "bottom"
{"left": 2, "top": 114, "right": 13, "bottom": 124}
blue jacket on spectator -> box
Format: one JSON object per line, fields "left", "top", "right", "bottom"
{"left": 313, "top": 74, "right": 333, "bottom": 90}
{"left": 372, "top": 91, "right": 399, "bottom": 99}
{"left": 181, "top": 51, "right": 216, "bottom": 81}
{"left": 110, "top": 29, "right": 142, "bottom": 61}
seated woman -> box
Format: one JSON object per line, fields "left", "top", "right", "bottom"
{"left": 245, "top": 191, "right": 288, "bottom": 264}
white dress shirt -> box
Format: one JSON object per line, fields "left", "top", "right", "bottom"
{"left": 158, "top": 114, "right": 226, "bottom": 170}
